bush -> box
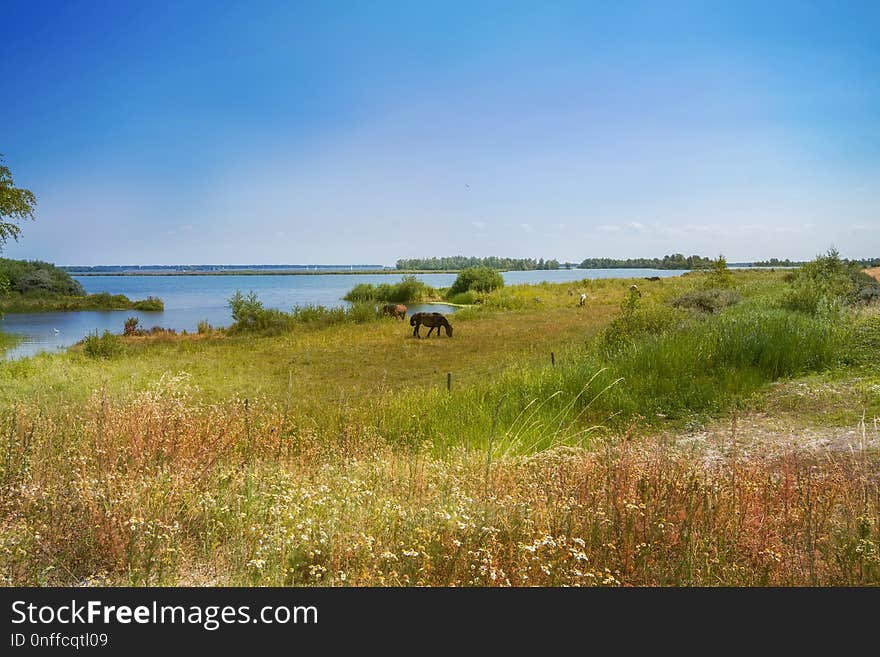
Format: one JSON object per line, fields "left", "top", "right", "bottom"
{"left": 385, "top": 276, "right": 428, "bottom": 303}
{"left": 123, "top": 317, "right": 141, "bottom": 336}
{"left": 781, "top": 249, "right": 858, "bottom": 315}
{"left": 197, "top": 320, "right": 213, "bottom": 334}
{"left": 82, "top": 331, "right": 124, "bottom": 359}
{"left": 343, "top": 276, "right": 434, "bottom": 304}
{"left": 672, "top": 288, "right": 741, "bottom": 314}
{"left": 228, "top": 291, "right": 296, "bottom": 334}
{"left": 344, "top": 283, "right": 375, "bottom": 303}
{"left": 133, "top": 296, "right": 164, "bottom": 311}
{"left": 448, "top": 267, "right": 504, "bottom": 296}
{"left": 704, "top": 255, "right": 733, "bottom": 289}
{"left": 856, "top": 285, "right": 880, "bottom": 306}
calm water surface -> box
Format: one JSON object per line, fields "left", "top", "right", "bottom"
{"left": 1, "top": 268, "right": 684, "bottom": 359}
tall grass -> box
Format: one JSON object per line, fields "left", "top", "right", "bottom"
{"left": 290, "top": 302, "right": 378, "bottom": 326}
{"left": 375, "top": 305, "right": 849, "bottom": 453}
{"left": 1, "top": 388, "right": 876, "bottom": 585}
{"left": 227, "top": 290, "right": 383, "bottom": 335}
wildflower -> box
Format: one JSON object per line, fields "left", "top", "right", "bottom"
{"left": 246, "top": 559, "right": 266, "bottom": 571}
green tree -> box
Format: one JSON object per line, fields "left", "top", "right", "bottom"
{"left": 706, "top": 254, "right": 733, "bottom": 288}
{"left": 0, "top": 155, "right": 37, "bottom": 252}
{"left": 448, "top": 266, "right": 505, "bottom": 295}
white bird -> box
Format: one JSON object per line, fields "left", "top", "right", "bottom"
{"left": 53, "top": 328, "right": 60, "bottom": 334}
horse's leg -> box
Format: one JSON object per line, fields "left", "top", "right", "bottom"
{"left": 426, "top": 326, "right": 435, "bottom": 337}
{"left": 413, "top": 323, "right": 420, "bottom": 338}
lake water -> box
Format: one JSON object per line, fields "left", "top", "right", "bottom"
{"left": 1, "top": 268, "right": 684, "bottom": 359}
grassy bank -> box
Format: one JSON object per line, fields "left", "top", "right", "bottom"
{"left": 0, "top": 292, "right": 164, "bottom": 313}
{"left": 1, "top": 266, "right": 878, "bottom": 585}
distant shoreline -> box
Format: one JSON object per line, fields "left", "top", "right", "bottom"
{"left": 62, "top": 265, "right": 808, "bottom": 278}
{"left": 67, "top": 269, "right": 464, "bottom": 277}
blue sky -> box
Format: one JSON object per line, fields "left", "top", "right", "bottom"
{"left": 1, "top": 1, "right": 878, "bottom": 265}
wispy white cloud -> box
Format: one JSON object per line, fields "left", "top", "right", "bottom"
{"left": 520, "top": 223, "right": 535, "bottom": 233}
{"left": 165, "top": 224, "right": 194, "bottom": 236}
{"left": 592, "top": 221, "right": 819, "bottom": 240}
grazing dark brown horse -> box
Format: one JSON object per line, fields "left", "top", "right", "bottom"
{"left": 382, "top": 303, "right": 407, "bottom": 320}
{"left": 410, "top": 312, "right": 453, "bottom": 338}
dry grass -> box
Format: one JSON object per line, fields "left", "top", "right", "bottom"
{"left": 2, "top": 381, "right": 877, "bottom": 586}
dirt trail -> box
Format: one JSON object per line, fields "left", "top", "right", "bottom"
{"left": 865, "top": 267, "right": 880, "bottom": 282}
{"left": 671, "top": 414, "right": 879, "bottom": 470}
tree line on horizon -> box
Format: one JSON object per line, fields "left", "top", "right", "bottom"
{"left": 398, "top": 254, "right": 715, "bottom": 271}
{"left": 578, "top": 254, "right": 716, "bottom": 269}
{"left": 396, "top": 256, "right": 562, "bottom": 271}
{"left": 753, "top": 256, "right": 880, "bottom": 268}
{"left": 399, "top": 253, "right": 879, "bottom": 271}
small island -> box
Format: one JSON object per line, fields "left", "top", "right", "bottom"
{"left": 0, "top": 258, "right": 163, "bottom": 313}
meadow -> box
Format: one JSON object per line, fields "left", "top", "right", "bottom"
{"left": 1, "top": 262, "right": 879, "bottom": 586}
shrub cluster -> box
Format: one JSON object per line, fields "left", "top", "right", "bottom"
{"left": 447, "top": 267, "right": 504, "bottom": 296}
{"left": 122, "top": 317, "right": 178, "bottom": 337}
{"left": 672, "top": 288, "right": 741, "bottom": 314}
{"left": 132, "top": 296, "right": 164, "bottom": 311}
{"left": 344, "top": 275, "right": 434, "bottom": 304}
{"left": 780, "top": 249, "right": 870, "bottom": 314}
{"left": 228, "top": 292, "right": 383, "bottom": 334}
{"left": 81, "top": 331, "right": 124, "bottom": 359}
{"left": 227, "top": 291, "right": 297, "bottom": 335}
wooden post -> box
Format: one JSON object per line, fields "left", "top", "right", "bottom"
{"left": 447, "top": 372, "right": 452, "bottom": 392}
{"left": 551, "top": 351, "right": 555, "bottom": 367}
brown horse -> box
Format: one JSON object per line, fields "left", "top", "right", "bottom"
{"left": 410, "top": 312, "right": 453, "bottom": 338}
{"left": 382, "top": 303, "right": 407, "bottom": 320}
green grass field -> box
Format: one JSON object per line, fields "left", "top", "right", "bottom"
{"left": 1, "top": 267, "right": 878, "bottom": 585}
